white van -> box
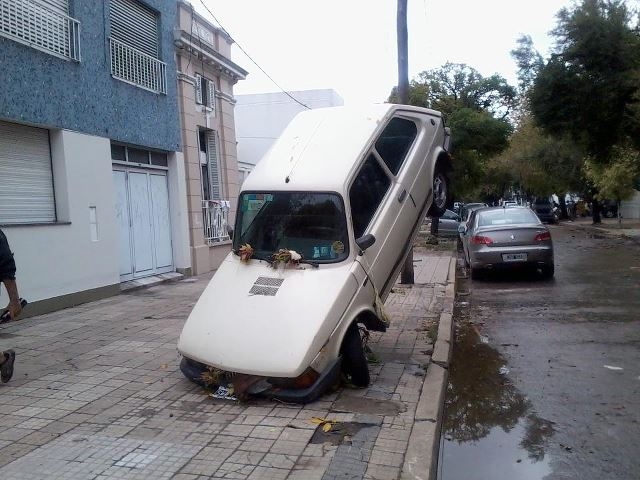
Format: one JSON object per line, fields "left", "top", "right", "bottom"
{"left": 178, "top": 104, "right": 452, "bottom": 402}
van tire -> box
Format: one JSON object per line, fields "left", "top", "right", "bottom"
{"left": 340, "top": 324, "right": 370, "bottom": 387}
{"left": 428, "top": 164, "right": 450, "bottom": 218}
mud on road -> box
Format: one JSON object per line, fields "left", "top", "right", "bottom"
{"left": 438, "top": 224, "right": 640, "bottom": 480}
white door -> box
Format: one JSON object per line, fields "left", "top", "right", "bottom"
{"left": 113, "top": 168, "right": 173, "bottom": 281}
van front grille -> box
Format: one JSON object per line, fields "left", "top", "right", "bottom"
{"left": 249, "top": 277, "right": 284, "bottom": 296}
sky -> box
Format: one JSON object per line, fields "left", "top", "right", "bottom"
{"left": 197, "top": 0, "right": 576, "bottom": 106}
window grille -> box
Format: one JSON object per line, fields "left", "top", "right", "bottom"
{"left": 0, "top": 0, "right": 80, "bottom": 61}
{"left": 108, "top": 0, "right": 165, "bottom": 94}
{"left": 109, "top": 37, "right": 166, "bottom": 94}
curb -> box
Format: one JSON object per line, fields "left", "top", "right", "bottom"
{"left": 401, "top": 252, "right": 457, "bottom": 480}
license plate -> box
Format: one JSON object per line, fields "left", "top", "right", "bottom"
{"left": 502, "top": 253, "right": 527, "bottom": 262}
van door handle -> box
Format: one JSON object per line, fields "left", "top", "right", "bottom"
{"left": 398, "top": 189, "right": 407, "bottom": 203}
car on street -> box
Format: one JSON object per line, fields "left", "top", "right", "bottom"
{"left": 429, "top": 209, "right": 461, "bottom": 237}
{"left": 459, "top": 206, "right": 554, "bottom": 279}
{"left": 532, "top": 196, "right": 559, "bottom": 223}
{"left": 178, "top": 104, "right": 453, "bottom": 403}
{"left": 458, "top": 202, "right": 488, "bottom": 241}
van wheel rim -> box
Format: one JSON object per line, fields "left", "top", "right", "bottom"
{"left": 433, "top": 174, "right": 446, "bottom": 209}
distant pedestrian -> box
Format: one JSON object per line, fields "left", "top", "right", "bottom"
{"left": 0, "top": 228, "right": 21, "bottom": 383}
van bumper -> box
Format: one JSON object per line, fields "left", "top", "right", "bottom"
{"left": 179, "top": 356, "right": 342, "bottom": 404}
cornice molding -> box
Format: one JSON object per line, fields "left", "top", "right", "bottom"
{"left": 174, "top": 30, "right": 248, "bottom": 83}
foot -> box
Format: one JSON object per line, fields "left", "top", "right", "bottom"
{"left": 1, "top": 350, "right": 15, "bottom": 383}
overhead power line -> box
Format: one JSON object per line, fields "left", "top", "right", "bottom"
{"left": 197, "top": 0, "right": 311, "bottom": 110}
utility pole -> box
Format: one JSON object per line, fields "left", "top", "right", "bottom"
{"left": 398, "top": 0, "right": 414, "bottom": 284}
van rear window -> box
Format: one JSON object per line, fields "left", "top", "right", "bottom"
{"left": 374, "top": 117, "right": 418, "bottom": 175}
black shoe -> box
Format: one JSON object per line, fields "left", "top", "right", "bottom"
{"left": 1, "top": 350, "right": 15, "bottom": 383}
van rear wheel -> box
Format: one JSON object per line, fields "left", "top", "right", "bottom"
{"left": 340, "top": 324, "right": 370, "bottom": 387}
{"left": 428, "top": 165, "right": 450, "bottom": 218}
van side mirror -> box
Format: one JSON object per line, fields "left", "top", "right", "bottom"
{"left": 356, "top": 234, "right": 376, "bottom": 253}
{"left": 226, "top": 224, "right": 234, "bottom": 240}
{"left": 458, "top": 225, "right": 466, "bottom": 234}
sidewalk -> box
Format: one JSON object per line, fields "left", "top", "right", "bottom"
{"left": 561, "top": 217, "right": 640, "bottom": 243}
{"left": 0, "top": 247, "right": 456, "bottom": 480}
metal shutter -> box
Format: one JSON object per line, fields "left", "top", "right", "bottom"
{"left": 207, "top": 131, "right": 221, "bottom": 200}
{"left": 0, "top": 121, "right": 56, "bottom": 224}
{"left": 109, "top": 0, "right": 158, "bottom": 58}
{"left": 35, "top": 0, "right": 68, "bottom": 14}
{"left": 195, "top": 74, "right": 203, "bottom": 105}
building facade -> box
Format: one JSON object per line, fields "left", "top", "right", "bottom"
{"left": 174, "top": 2, "right": 247, "bottom": 274}
{"left": 0, "top": 0, "right": 190, "bottom": 315}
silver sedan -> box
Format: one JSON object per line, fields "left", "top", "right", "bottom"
{"left": 459, "top": 206, "right": 554, "bottom": 279}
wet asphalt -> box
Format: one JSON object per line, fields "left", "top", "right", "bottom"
{"left": 438, "top": 224, "right": 640, "bottom": 480}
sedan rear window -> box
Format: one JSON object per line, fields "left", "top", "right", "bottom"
{"left": 477, "top": 209, "right": 539, "bottom": 226}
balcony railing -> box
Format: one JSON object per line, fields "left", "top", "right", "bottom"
{"left": 109, "top": 37, "right": 166, "bottom": 94}
{"left": 203, "top": 200, "right": 230, "bottom": 244}
{"left": 0, "top": 0, "right": 80, "bottom": 61}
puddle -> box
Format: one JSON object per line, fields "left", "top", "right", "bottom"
{"left": 438, "top": 316, "right": 554, "bottom": 480}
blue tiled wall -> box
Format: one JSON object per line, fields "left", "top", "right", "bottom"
{"left": 0, "top": 0, "right": 180, "bottom": 152}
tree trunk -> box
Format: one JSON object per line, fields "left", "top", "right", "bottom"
{"left": 591, "top": 198, "right": 602, "bottom": 224}
{"left": 430, "top": 217, "right": 439, "bottom": 235}
{"left": 558, "top": 194, "right": 568, "bottom": 219}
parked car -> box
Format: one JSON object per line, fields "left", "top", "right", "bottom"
{"left": 178, "top": 104, "right": 453, "bottom": 403}
{"left": 458, "top": 202, "right": 488, "bottom": 242}
{"left": 459, "top": 206, "right": 554, "bottom": 279}
{"left": 430, "top": 209, "right": 461, "bottom": 237}
{"left": 532, "top": 196, "right": 558, "bottom": 223}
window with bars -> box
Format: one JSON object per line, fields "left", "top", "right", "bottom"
{"left": 0, "top": 0, "right": 81, "bottom": 61}
{"left": 195, "top": 74, "right": 216, "bottom": 112}
{"left": 108, "top": 0, "right": 166, "bottom": 94}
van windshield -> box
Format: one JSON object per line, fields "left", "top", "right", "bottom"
{"left": 234, "top": 192, "right": 349, "bottom": 263}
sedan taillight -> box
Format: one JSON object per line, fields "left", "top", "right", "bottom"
{"left": 471, "top": 235, "right": 493, "bottom": 245}
{"left": 535, "top": 231, "right": 551, "bottom": 242}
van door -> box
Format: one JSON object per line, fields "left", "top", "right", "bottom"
{"left": 349, "top": 115, "right": 421, "bottom": 298}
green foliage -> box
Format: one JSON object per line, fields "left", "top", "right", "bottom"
{"left": 511, "top": 35, "right": 544, "bottom": 94}
{"left": 584, "top": 145, "right": 640, "bottom": 201}
{"left": 529, "top": 0, "right": 640, "bottom": 160}
{"left": 499, "top": 116, "right": 585, "bottom": 197}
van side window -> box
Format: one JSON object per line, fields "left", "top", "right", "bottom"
{"left": 349, "top": 154, "right": 391, "bottom": 238}
{"left": 374, "top": 117, "right": 418, "bottom": 175}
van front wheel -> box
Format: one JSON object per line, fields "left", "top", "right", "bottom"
{"left": 428, "top": 165, "right": 450, "bottom": 218}
{"left": 340, "top": 324, "right": 370, "bottom": 387}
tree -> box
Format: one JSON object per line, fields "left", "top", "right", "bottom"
{"left": 528, "top": 0, "right": 640, "bottom": 222}
{"left": 584, "top": 144, "right": 640, "bottom": 224}
{"left": 497, "top": 115, "right": 585, "bottom": 215}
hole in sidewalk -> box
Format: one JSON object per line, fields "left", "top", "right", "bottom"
{"left": 309, "top": 421, "right": 377, "bottom": 445}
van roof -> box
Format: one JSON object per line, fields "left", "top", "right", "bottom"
{"left": 241, "top": 104, "right": 443, "bottom": 194}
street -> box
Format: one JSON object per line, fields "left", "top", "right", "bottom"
{"left": 439, "top": 224, "right": 640, "bottom": 479}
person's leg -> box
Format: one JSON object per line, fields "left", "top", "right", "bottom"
{"left": 0, "top": 349, "right": 15, "bottom": 383}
